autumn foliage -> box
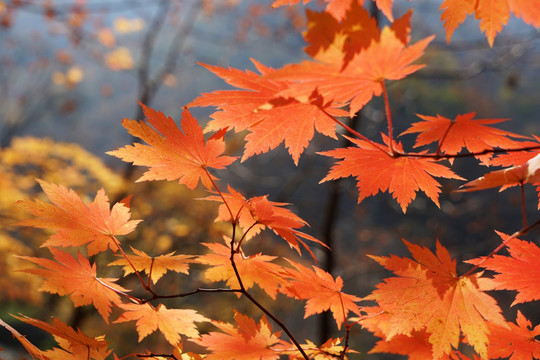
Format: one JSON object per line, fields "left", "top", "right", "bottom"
{"left": 3, "top": 0, "right": 540, "bottom": 359}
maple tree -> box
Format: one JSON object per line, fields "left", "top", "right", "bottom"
{"left": 3, "top": 0, "right": 540, "bottom": 359}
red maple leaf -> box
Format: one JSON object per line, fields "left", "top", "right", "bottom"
{"left": 108, "top": 102, "right": 236, "bottom": 189}
{"left": 365, "top": 240, "right": 506, "bottom": 359}
{"left": 18, "top": 248, "right": 127, "bottom": 323}
{"left": 188, "top": 60, "right": 345, "bottom": 165}
{"left": 441, "top": 0, "right": 540, "bottom": 46}
{"left": 401, "top": 112, "right": 529, "bottom": 164}
{"left": 205, "top": 186, "right": 326, "bottom": 258}
{"left": 487, "top": 310, "right": 540, "bottom": 360}
{"left": 467, "top": 231, "right": 540, "bottom": 305}
{"left": 319, "top": 135, "right": 463, "bottom": 212}
{"left": 17, "top": 180, "right": 141, "bottom": 256}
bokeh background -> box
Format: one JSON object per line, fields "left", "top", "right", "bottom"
{"left": 1, "top": 0, "right": 540, "bottom": 358}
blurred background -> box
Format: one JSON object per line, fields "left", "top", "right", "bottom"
{"left": 1, "top": 0, "right": 540, "bottom": 358}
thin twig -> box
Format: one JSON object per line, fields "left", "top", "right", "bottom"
{"left": 204, "top": 168, "right": 235, "bottom": 224}
{"left": 393, "top": 144, "right": 540, "bottom": 160}
{"left": 461, "top": 216, "right": 540, "bottom": 278}
{"left": 140, "top": 288, "right": 242, "bottom": 304}
{"left": 111, "top": 235, "right": 155, "bottom": 295}
{"left": 228, "top": 231, "right": 310, "bottom": 359}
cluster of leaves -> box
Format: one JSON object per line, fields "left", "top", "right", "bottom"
{"left": 2, "top": 0, "right": 540, "bottom": 359}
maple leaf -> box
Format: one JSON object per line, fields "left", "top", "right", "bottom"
{"left": 114, "top": 303, "right": 208, "bottom": 346}
{"left": 302, "top": 2, "right": 380, "bottom": 67}
{"left": 17, "top": 180, "right": 141, "bottom": 256}
{"left": 362, "top": 322, "right": 473, "bottom": 360}
{"left": 319, "top": 135, "right": 464, "bottom": 212}
{"left": 467, "top": 231, "right": 540, "bottom": 305}
{"left": 107, "top": 102, "right": 236, "bottom": 189}
{"left": 440, "top": 0, "right": 475, "bottom": 43}
{"left": 271, "top": 0, "right": 394, "bottom": 21}
{"left": 108, "top": 247, "right": 193, "bottom": 284}
{"left": 459, "top": 152, "right": 540, "bottom": 193}
{"left": 187, "top": 60, "right": 345, "bottom": 165}
{"left": 11, "top": 315, "right": 111, "bottom": 360}
{"left": 205, "top": 186, "right": 326, "bottom": 257}
{"left": 18, "top": 248, "right": 127, "bottom": 323}
{"left": 487, "top": 136, "right": 540, "bottom": 166}
{"left": 365, "top": 240, "right": 506, "bottom": 359}
{"left": 274, "top": 337, "right": 351, "bottom": 359}
{"left": 0, "top": 317, "right": 48, "bottom": 360}
{"left": 441, "top": 0, "right": 540, "bottom": 46}
{"left": 193, "top": 311, "right": 285, "bottom": 360}
{"left": 369, "top": 328, "right": 438, "bottom": 360}
{"left": 487, "top": 310, "right": 540, "bottom": 360}
{"left": 280, "top": 260, "right": 361, "bottom": 329}
{"left": 271, "top": 24, "right": 433, "bottom": 116}
{"left": 195, "top": 241, "right": 287, "bottom": 299}
{"left": 401, "top": 112, "right": 529, "bottom": 164}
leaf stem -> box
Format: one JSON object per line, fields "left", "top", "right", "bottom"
{"left": 381, "top": 81, "right": 394, "bottom": 155}
{"left": 436, "top": 121, "right": 455, "bottom": 156}
{"left": 204, "top": 168, "right": 235, "bottom": 224}
{"left": 318, "top": 106, "right": 391, "bottom": 155}
{"left": 111, "top": 236, "right": 156, "bottom": 295}
{"left": 95, "top": 277, "right": 142, "bottom": 304}
{"left": 235, "top": 221, "right": 259, "bottom": 252}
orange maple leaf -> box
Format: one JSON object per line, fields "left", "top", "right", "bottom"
{"left": 302, "top": 2, "right": 380, "bottom": 67}
{"left": 109, "top": 247, "right": 193, "bottom": 284}
{"left": 18, "top": 248, "right": 127, "bottom": 323}
{"left": 401, "top": 112, "right": 528, "bottom": 164}
{"left": 487, "top": 310, "right": 540, "bottom": 360}
{"left": 0, "top": 317, "right": 48, "bottom": 360}
{"left": 441, "top": 0, "right": 540, "bottom": 46}
{"left": 271, "top": 23, "right": 433, "bottom": 116}
{"left": 205, "top": 186, "right": 326, "bottom": 257}
{"left": 467, "top": 231, "right": 540, "bottom": 305}
{"left": 194, "top": 311, "right": 285, "bottom": 360}
{"left": 195, "top": 241, "right": 287, "bottom": 299}
{"left": 319, "top": 135, "right": 464, "bottom": 212}
{"left": 280, "top": 260, "right": 361, "bottom": 329}
{"left": 114, "top": 303, "right": 208, "bottom": 346}
{"left": 458, "top": 153, "right": 540, "bottom": 193}
{"left": 187, "top": 60, "right": 345, "bottom": 165}
{"left": 369, "top": 329, "right": 476, "bottom": 360}
{"left": 365, "top": 240, "right": 506, "bottom": 359}
{"left": 108, "top": 102, "right": 236, "bottom": 189}
{"left": 17, "top": 180, "right": 141, "bottom": 256}
{"left": 10, "top": 315, "right": 111, "bottom": 360}
{"left": 272, "top": 0, "right": 394, "bottom": 21}
{"left": 274, "top": 337, "right": 350, "bottom": 359}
